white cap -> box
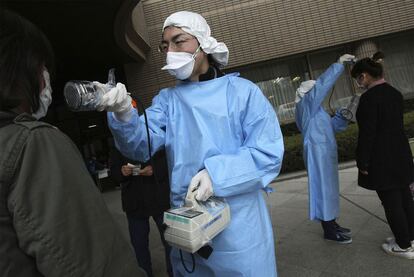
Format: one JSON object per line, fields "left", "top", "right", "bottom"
{"left": 163, "top": 11, "right": 229, "bottom": 67}
{"left": 295, "top": 80, "right": 316, "bottom": 103}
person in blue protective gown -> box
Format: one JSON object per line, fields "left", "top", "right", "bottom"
{"left": 295, "top": 54, "right": 355, "bottom": 244}
{"left": 97, "top": 11, "right": 284, "bottom": 277}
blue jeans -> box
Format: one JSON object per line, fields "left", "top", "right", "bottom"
{"left": 127, "top": 213, "right": 173, "bottom": 277}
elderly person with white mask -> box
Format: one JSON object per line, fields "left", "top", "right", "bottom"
{"left": 0, "top": 9, "right": 145, "bottom": 277}
{"left": 98, "top": 11, "right": 284, "bottom": 277}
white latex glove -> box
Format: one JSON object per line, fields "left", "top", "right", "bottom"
{"left": 189, "top": 169, "right": 214, "bottom": 202}
{"left": 96, "top": 82, "right": 133, "bottom": 116}
{"left": 338, "top": 54, "right": 356, "bottom": 64}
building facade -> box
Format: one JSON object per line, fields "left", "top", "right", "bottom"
{"left": 125, "top": 0, "right": 414, "bottom": 124}
{"left": 4, "top": 0, "right": 413, "bottom": 189}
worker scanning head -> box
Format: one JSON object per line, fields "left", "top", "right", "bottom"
{"left": 295, "top": 54, "right": 355, "bottom": 244}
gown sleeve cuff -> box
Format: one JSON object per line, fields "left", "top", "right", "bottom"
{"left": 112, "top": 109, "right": 134, "bottom": 123}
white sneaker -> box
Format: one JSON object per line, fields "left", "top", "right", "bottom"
{"left": 381, "top": 242, "right": 414, "bottom": 259}
{"left": 385, "top": 237, "right": 414, "bottom": 248}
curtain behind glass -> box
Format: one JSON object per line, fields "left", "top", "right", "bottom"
{"left": 378, "top": 31, "right": 414, "bottom": 99}
{"left": 228, "top": 56, "right": 308, "bottom": 124}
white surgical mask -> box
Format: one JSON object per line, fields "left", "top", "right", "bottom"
{"left": 161, "top": 46, "right": 201, "bottom": 80}
{"left": 32, "top": 69, "right": 52, "bottom": 119}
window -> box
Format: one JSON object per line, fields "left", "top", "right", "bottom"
{"left": 228, "top": 56, "right": 309, "bottom": 124}
{"left": 226, "top": 30, "right": 414, "bottom": 125}
{"left": 377, "top": 31, "right": 414, "bottom": 99}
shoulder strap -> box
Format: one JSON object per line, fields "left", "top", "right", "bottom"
{"left": 0, "top": 123, "right": 30, "bottom": 209}
{"left": 0, "top": 114, "right": 53, "bottom": 186}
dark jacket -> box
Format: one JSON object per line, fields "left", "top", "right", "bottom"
{"left": 111, "top": 148, "right": 170, "bottom": 217}
{"left": 356, "top": 83, "right": 414, "bottom": 190}
{"left": 0, "top": 112, "right": 146, "bottom": 277}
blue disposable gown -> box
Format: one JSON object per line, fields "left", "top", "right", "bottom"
{"left": 108, "top": 73, "right": 284, "bottom": 276}
{"left": 295, "top": 63, "right": 348, "bottom": 221}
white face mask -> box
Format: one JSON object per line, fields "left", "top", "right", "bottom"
{"left": 161, "top": 46, "right": 201, "bottom": 80}
{"left": 32, "top": 69, "right": 52, "bottom": 119}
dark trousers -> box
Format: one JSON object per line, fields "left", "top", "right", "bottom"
{"left": 126, "top": 213, "right": 173, "bottom": 277}
{"left": 377, "top": 186, "right": 414, "bottom": 249}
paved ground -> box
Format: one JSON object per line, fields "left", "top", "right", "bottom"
{"left": 102, "top": 162, "right": 414, "bottom": 277}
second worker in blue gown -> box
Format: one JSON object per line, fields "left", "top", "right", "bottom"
{"left": 295, "top": 54, "right": 355, "bottom": 244}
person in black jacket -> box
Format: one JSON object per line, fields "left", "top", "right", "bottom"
{"left": 111, "top": 148, "right": 173, "bottom": 277}
{"left": 351, "top": 56, "right": 414, "bottom": 259}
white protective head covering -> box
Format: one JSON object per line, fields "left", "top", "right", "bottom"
{"left": 162, "top": 11, "right": 229, "bottom": 67}
{"left": 295, "top": 80, "right": 316, "bottom": 103}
